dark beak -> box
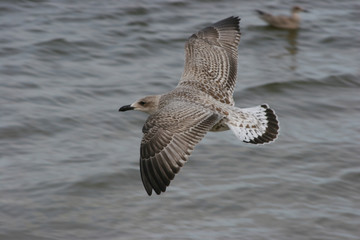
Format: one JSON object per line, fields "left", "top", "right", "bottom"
{"left": 119, "top": 105, "right": 134, "bottom": 112}
{"left": 303, "top": 9, "right": 309, "bottom": 12}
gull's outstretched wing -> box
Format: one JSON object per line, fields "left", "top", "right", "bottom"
{"left": 178, "top": 16, "right": 241, "bottom": 105}
{"left": 140, "top": 102, "right": 221, "bottom": 195}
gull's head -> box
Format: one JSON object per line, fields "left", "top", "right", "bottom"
{"left": 119, "top": 95, "right": 160, "bottom": 115}
{"left": 292, "top": 6, "right": 308, "bottom": 13}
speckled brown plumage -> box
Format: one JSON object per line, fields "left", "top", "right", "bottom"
{"left": 119, "top": 17, "right": 279, "bottom": 196}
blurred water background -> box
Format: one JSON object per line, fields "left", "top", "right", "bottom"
{"left": 1, "top": 0, "right": 360, "bottom": 239}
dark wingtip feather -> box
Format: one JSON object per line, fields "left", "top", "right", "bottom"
{"left": 211, "top": 16, "right": 241, "bottom": 33}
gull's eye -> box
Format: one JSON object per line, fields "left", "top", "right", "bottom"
{"left": 139, "top": 101, "right": 146, "bottom": 106}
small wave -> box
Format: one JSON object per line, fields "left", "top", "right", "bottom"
{"left": 123, "top": 6, "right": 148, "bottom": 16}
{"left": 0, "top": 80, "right": 39, "bottom": 89}
{"left": 34, "top": 38, "right": 104, "bottom": 58}
{"left": 0, "top": 6, "right": 18, "bottom": 14}
{"left": 244, "top": 74, "right": 360, "bottom": 94}
{"left": 320, "top": 36, "right": 360, "bottom": 48}
{"left": 36, "top": 38, "right": 101, "bottom": 48}
{"left": 62, "top": 169, "right": 139, "bottom": 196}
{"left": 164, "top": 1, "right": 188, "bottom": 7}
{"left": 340, "top": 169, "right": 360, "bottom": 184}
{"left": 0, "top": 123, "right": 51, "bottom": 140}
{"left": 319, "top": 178, "right": 359, "bottom": 198}
{"left": 0, "top": 47, "right": 21, "bottom": 57}
{"left": 0, "top": 64, "right": 39, "bottom": 77}
{"left": 0, "top": 114, "right": 80, "bottom": 140}
{"left": 94, "top": 13, "right": 121, "bottom": 21}
{"left": 127, "top": 20, "right": 149, "bottom": 27}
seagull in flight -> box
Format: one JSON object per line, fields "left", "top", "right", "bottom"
{"left": 119, "top": 16, "right": 279, "bottom": 195}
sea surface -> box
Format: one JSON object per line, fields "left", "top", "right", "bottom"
{"left": 0, "top": 0, "right": 359, "bottom": 239}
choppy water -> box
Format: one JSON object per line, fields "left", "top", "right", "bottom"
{"left": 1, "top": 0, "right": 360, "bottom": 239}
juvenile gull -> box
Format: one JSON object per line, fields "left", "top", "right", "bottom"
{"left": 119, "top": 16, "right": 279, "bottom": 195}
{"left": 256, "top": 6, "right": 308, "bottom": 30}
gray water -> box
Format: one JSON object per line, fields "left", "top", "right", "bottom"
{"left": 1, "top": 0, "right": 360, "bottom": 239}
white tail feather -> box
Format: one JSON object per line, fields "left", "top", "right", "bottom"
{"left": 226, "top": 104, "right": 279, "bottom": 144}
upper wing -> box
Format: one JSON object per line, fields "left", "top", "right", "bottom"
{"left": 140, "top": 102, "right": 221, "bottom": 195}
{"left": 178, "top": 16, "right": 241, "bottom": 105}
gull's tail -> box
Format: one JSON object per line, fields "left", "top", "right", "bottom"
{"left": 226, "top": 104, "right": 279, "bottom": 144}
{"left": 255, "top": 9, "right": 273, "bottom": 23}
{"left": 255, "top": 9, "right": 266, "bottom": 16}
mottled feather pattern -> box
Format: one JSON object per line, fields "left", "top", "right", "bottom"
{"left": 179, "top": 16, "right": 241, "bottom": 105}
{"left": 120, "top": 16, "right": 279, "bottom": 195}
{"left": 140, "top": 102, "right": 221, "bottom": 195}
